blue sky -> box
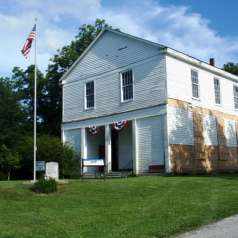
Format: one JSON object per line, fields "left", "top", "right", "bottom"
{"left": 0, "top": 0, "right": 238, "bottom": 77}
{"left": 159, "top": 0, "right": 238, "bottom": 36}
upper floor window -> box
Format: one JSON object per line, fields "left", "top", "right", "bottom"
{"left": 233, "top": 85, "right": 238, "bottom": 110}
{"left": 85, "top": 81, "right": 94, "bottom": 109}
{"left": 121, "top": 69, "right": 133, "bottom": 102}
{"left": 214, "top": 78, "right": 221, "bottom": 105}
{"left": 191, "top": 70, "right": 199, "bottom": 99}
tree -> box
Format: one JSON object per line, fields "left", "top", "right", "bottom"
{"left": 0, "top": 145, "right": 20, "bottom": 180}
{"left": 11, "top": 65, "right": 46, "bottom": 132}
{"left": 223, "top": 62, "right": 238, "bottom": 76}
{"left": 0, "top": 19, "right": 112, "bottom": 180}
{"left": 0, "top": 78, "right": 26, "bottom": 148}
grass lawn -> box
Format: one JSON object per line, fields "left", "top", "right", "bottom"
{"left": 1, "top": 175, "right": 238, "bottom": 238}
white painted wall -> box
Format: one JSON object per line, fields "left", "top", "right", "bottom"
{"left": 118, "top": 123, "right": 133, "bottom": 170}
{"left": 63, "top": 31, "right": 166, "bottom": 123}
{"left": 86, "top": 127, "right": 105, "bottom": 158}
{"left": 137, "top": 115, "right": 164, "bottom": 173}
{"left": 64, "top": 129, "right": 81, "bottom": 152}
{"left": 224, "top": 119, "right": 237, "bottom": 147}
{"left": 166, "top": 55, "right": 238, "bottom": 116}
{"left": 167, "top": 106, "right": 194, "bottom": 145}
{"left": 64, "top": 31, "right": 164, "bottom": 84}
{"left": 203, "top": 114, "right": 218, "bottom": 145}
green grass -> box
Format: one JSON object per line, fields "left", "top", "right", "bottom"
{"left": 1, "top": 175, "right": 238, "bottom": 238}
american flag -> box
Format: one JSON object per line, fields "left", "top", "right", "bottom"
{"left": 21, "top": 24, "right": 36, "bottom": 58}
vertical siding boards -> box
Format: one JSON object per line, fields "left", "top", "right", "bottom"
{"left": 167, "top": 106, "right": 194, "bottom": 145}
{"left": 224, "top": 119, "right": 237, "bottom": 147}
{"left": 137, "top": 116, "right": 164, "bottom": 173}
{"left": 203, "top": 114, "right": 218, "bottom": 145}
{"left": 63, "top": 31, "right": 166, "bottom": 123}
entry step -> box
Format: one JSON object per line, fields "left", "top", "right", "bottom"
{"left": 81, "top": 171, "right": 132, "bottom": 179}
{"left": 107, "top": 171, "right": 131, "bottom": 178}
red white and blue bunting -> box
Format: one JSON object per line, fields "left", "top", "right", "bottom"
{"left": 113, "top": 120, "right": 127, "bottom": 131}
{"left": 88, "top": 126, "right": 98, "bottom": 135}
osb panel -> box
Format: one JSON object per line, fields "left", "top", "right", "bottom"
{"left": 168, "top": 98, "right": 238, "bottom": 121}
{"left": 170, "top": 144, "right": 238, "bottom": 174}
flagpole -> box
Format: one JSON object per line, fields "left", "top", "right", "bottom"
{"left": 33, "top": 17, "right": 37, "bottom": 182}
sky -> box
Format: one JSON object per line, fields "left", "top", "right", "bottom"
{"left": 0, "top": 0, "right": 238, "bottom": 77}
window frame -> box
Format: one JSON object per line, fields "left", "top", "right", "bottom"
{"left": 233, "top": 85, "right": 238, "bottom": 110}
{"left": 191, "top": 69, "right": 200, "bottom": 100}
{"left": 84, "top": 80, "right": 95, "bottom": 110}
{"left": 214, "top": 77, "right": 222, "bottom": 105}
{"left": 120, "top": 69, "right": 134, "bottom": 103}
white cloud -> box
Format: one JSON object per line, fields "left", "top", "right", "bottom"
{"left": 0, "top": 0, "right": 237, "bottom": 77}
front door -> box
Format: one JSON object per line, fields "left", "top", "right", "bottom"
{"left": 111, "top": 129, "right": 119, "bottom": 171}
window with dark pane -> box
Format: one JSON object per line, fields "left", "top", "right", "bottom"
{"left": 233, "top": 85, "right": 238, "bottom": 109}
{"left": 85, "top": 81, "right": 94, "bottom": 108}
{"left": 214, "top": 78, "right": 221, "bottom": 104}
{"left": 191, "top": 70, "right": 199, "bottom": 98}
{"left": 122, "top": 70, "right": 133, "bottom": 101}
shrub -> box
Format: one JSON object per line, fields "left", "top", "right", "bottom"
{"left": 0, "top": 171, "right": 7, "bottom": 180}
{"left": 32, "top": 178, "right": 57, "bottom": 194}
{"left": 16, "top": 135, "right": 80, "bottom": 179}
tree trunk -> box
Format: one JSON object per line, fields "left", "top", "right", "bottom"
{"left": 7, "top": 171, "right": 10, "bottom": 181}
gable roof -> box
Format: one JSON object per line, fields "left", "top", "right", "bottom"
{"left": 60, "top": 27, "right": 238, "bottom": 83}
{"left": 59, "top": 27, "right": 167, "bottom": 82}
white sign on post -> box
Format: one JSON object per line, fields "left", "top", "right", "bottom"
{"left": 45, "top": 162, "right": 59, "bottom": 180}
{"left": 36, "top": 161, "right": 45, "bottom": 171}
{"left": 83, "top": 159, "right": 104, "bottom": 166}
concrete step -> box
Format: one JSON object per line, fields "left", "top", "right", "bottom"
{"left": 81, "top": 171, "right": 132, "bottom": 179}
{"left": 107, "top": 171, "right": 131, "bottom": 178}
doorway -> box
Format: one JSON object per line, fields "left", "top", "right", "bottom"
{"left": 111, "top": 121, "right": 133, "bottom": 172}
{"left": 111, "top": 129, "right": 119, "bottom": 171}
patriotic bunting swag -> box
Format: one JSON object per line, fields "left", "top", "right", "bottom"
{"left": 89, "top": 126, "right": 98, "bottom": 135}
{"left": 113, "top": 120, "right": 127, "bottom": 131}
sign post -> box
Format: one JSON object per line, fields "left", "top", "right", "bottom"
{"left": 36, "top": 161, "right": 45, "bottom": 172}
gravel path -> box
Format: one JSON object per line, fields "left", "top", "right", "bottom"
{"left": 177, "top": 215, "right": 238, "bottom": 238}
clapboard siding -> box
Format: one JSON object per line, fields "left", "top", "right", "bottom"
{"left": 86, "top": 128, "right": 105, "bottom": 158}
{"left": 166, "top": 54, "right": 238, "bottom": 116}
{"left": 64, "top": 31, "right": 163, "bottom": 83}
{"left": 63, "top": 54, "right": 166, "bottom": 122}
{"left": 137, "top": 116, "right": 164, "bottom": 173}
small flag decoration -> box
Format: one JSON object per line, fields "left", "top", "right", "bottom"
{"left": 113, "top": 120, "right": 127, "bottom": 131}
{"left": 88, "top": 126, "right": 98, "bottom": 135}
{"left": 21, "top": 24, "right": 36, "bottom": 58}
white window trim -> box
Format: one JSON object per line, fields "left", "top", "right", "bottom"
{"left": 214, "top": 77, "right": 222, "bottom": 106}
{"left": 120, "top": 69, "right": 134, "bottom": 103}
{"left": 191, "top": 69, "right": 200, "bottom": 100}
{"left": 233, "top": 84, "right": 238, "bottom": 111}
{"left": 84, "top": 80, "right": 95, "bottom": 110}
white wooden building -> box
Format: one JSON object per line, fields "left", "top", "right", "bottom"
{"left": 61, "top": 28, "right": 238, "bottom": 174}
